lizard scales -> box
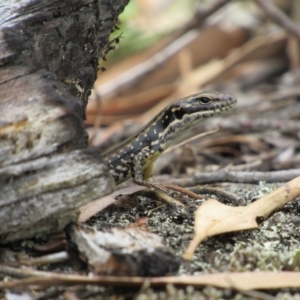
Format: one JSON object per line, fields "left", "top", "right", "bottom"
{"left": 103, "top": 92, "right": 237, "bottom": 187}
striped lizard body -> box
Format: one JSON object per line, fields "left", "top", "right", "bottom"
{"left": 103, "top": 92, "right": 237, "bottom": 190}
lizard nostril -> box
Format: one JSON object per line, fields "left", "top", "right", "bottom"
{"left": 103, "top": 92, "right": 237, "bottom": 197}
{"left": 225, "top": 94, "right": 232, "bottom": 101}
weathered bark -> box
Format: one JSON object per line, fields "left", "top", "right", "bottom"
{"left": 0, "top": 0, "right": 128, "bottom": 243}
{"left": 67, "top": 223, "right": 180, "bottom": 276}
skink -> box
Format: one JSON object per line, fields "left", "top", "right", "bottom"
{"left": 103, "top": 92, "right": 237, "bottom": 193}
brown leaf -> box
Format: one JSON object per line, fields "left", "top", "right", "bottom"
{"left": 183, "top": 175, "right": 300, "bottom": 260}
{"left": 78, "top": 186, "right": 145, "bottom": 222}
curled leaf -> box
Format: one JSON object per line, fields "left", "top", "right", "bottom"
{"left": 183, "top": 175, "right": 300, "bottom": 260}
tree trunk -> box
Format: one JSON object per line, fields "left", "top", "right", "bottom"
{"left": 0, "top": 0, "right": 128, "bottom": 243}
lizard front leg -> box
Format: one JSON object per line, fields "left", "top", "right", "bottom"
{"left": 131, "top": 155, "right": 183, "bottom": 206}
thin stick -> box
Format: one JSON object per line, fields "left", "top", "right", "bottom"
{"left": 175, "top": 0, "right": 230, "bottom": 38}
{"left": 88, "top": 90, "right": 102, "bottom": 145}
{"left": 164, "top": 184, "right": 245, "bottom": 205}
{"left": 1, "top": 266, "right": 300, "bottom": 290}
{"left": 99, "top": 30, "right": 199, "bottom": 98}
{"left": 154, "top": 169, "right": 300, "bottom": 186}
{"left": 99, "top": 0, "right": 230, "bottom": 98}
{"left": 193, "top": 169, "right": 300, "bottom": 184}
{"left": 254, "top": 0, "right": 300, "bottom": 41}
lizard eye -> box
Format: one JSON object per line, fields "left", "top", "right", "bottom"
{"left": 199, "top": 97, "right": 211, "bottom": 104}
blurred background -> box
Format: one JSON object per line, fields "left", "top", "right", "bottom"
{"left": 86, "top": 0, "right": 300, "bottom": 176}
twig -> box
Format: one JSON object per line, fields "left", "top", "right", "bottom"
{"left": 1, "top": 266, "right": 300, "bottom": 290}
{"left": 99, "top": 0, "right": 230, "bottom": 98}
{"left": 155, "top": 169, "right": 300, "bottom": 185}
{"left": 175, "top": 0, "right": 230, "bottom": 38}
{"left": 177, "top": 32, "right": 287, "bottom": 92}
{"left": 226, "top": 159, "right": 264, "bottom": 171}
{"left": 189, "top": 186, "right": 245, "bottom": 205}
{"left": 99, "top": 30, "right": 199, "bottom": 98}
{"left": 210, "top": 118, "right": 300, "bottom": 135}
{"left": 262, "top": 87, "right": 300, "bottom": 102}
{"left": 254, "top": 0, "right": 300, "bottom": 41}
{"left": 88, "top": 90, "right": 102, "bottom": 145}
{"left": 154, "top": 190, "right": 184, "bottom": 207}
{"left": 193, "top": 169, "right": 300, "bottom": 184}
{"left": 163, "top": 183, "right": 204, "bottom": 200}
{"left": 164, "top": 184, "right": 245, "bottom": 205}
{"left": 239, "top": 290, "right": 275, "bottom": 300}
{"left": 17, "top": 251, "right": 69, "bottom": 266}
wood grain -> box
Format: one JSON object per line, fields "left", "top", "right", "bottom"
{"left": 0, "top": 0, "right": 128, "bottom": 243}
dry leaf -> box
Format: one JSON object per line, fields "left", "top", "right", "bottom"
{"left": 183, "top": 175, "right": 300, "bottom": 260}
{"left": 79, "top": 186, "right": 145, "bottom": 222}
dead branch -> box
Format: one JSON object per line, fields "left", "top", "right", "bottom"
{"left": 254, "top": 0, "right": 300, "bottom": 40}
{"left": 0, "top": 0, "right": 128, "bottom": 243}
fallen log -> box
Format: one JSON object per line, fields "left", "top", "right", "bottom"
{"left": 0, "top": 0, "right": 128, "bottom": 243}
